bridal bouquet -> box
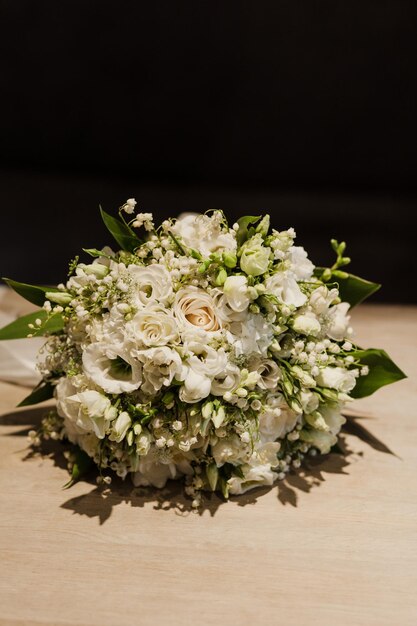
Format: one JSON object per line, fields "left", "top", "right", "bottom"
{"left": 0, "top": 203, "right": 405, "bottom": 506}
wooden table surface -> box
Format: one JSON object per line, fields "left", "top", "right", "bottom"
{"left": 0, "top": 294, "right": 416, "bottom": 626}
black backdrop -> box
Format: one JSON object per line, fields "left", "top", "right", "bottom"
{"left": 0, "top": 1, "right": 416, "bottom": 300}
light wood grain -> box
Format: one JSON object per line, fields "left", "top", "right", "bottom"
{"left": 0, "top": 295, "right": 416, "bottom": 626}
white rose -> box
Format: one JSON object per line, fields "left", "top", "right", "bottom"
{"left": 300, "top": 429, "right": 338, "bottom": 454}
{"left": 316, "top": 366, "right": 356, "bottom": 393}
{"left": 309, "top": 285, "right": 338, "bottom": 314}
{"left": 185, "top": 342, "right": 228, "bottom": 378}
{"left": 74, "top": 433, "right": 101, "bottom": 458}
{"left": 320, "top": 404, "right": 346, "bottom": 434}
{"left": 211, "top": 363, "right": 241, "bottom": 396}
{"left": 82, "top": 342, "right": 142, "bottom": 394}
{"left": 227, "top": 442, "right": 280, "bottom": 495}
{"left": 327, "top": 302, "right": 351, "bottom": 341}
{"left": 288, "top": 246, "right": 315, "bottom": 280}
{"left": 228, "top": 463, "right": 277, "bottom": 495}
{"left": 211, "top": 435, "right": 245, "bottom": 466}
{"left": 171, "top": 213, "right": 237, "bottom": 258}
{"left": 132, "top": 453, "right": 179, "bottom": 488}
{"left": 128, "top": 264, "right": 173, "bottom": 307}
{"left": 210, "top": 288, "right": 248, "bottom": 324}
{"left": 239, "top": 234, "right": 271, "bottom": 277}
{"left": 109, "top": 411, "right": 131, "bottom": 443}
{"left": 179, "top": 369, "right": 212, "bottom": 403}
{"left": 223, "top": 275, "right": 250, "bottom": 312}
{"left": 258, "top": 396, "right": 299, "bottom": 441}
{"left": 265, "top": 271, "right": 307, "bottom": 307}
{"left": 299, "top": 390, "right": 320, "bottom": 414}
{"left": 56, "top": 379, "right": 114, "bottom": 439}
{"left": 174, "top": 286, "right": 221, "bottom": 332}
{"left": 292, "top": 313, "right": 321, "bottom": 336}
{"left": 136, "top": 346, "right": 186, "bottom": 394}
{"left": 126, "top": 305, "right": 179, "bottom": 347}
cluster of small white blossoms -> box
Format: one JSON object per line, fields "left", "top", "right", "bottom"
{"left": 34, "top": 204, "right": 369, "bottom": 505}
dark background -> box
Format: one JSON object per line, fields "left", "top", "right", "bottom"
{"left": 0, "top": 1, "right": 416, "bottom": 300}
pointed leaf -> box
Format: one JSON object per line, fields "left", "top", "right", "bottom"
{"left": 333, "top": 272, "right": 381, "bottom": 307}
{"left": 100, "top": 207, "right": 139, "bottom": 253}
{"left": 0, "top": 310, "right": 64, "bottom": 340}
{"left": 82, "top": 248, "right": 112, "bottom": 258}
{"left": 236, "top": 215, "right": 261, "bottom": 247}
{"left": 3, "top": 278, "right": 60, "bottom": 307}
{"left": 350, "top": 348, "right": 406, "bottom": 398}
{"left": 18, "top": 382, "right": 55, "bottom": 407}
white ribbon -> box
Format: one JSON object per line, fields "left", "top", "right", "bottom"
{"left": 0, "top": 296, "right": 43, "bottom": 388}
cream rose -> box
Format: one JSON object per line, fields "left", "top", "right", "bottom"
{"left": 126, "top": 305, "right": 179, "bottom": 347}
{"left": 174, "top": 286, "right": 221, "bottom": 332}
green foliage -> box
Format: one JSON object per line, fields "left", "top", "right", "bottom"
{"left": 351, "top": 348, "right": 406, "bottom": 398}
{"left": 18, "top": 382, "right": 55, "bottom": 407}
{"left": 0, "top": 310, "right": 64, "bottom": 340}
{"left": 316, "top": 239, "right": 380, "bottom": 307}
{"left": 100, "top": 206, "right": 140, "bottom": 253}
{"left": 236, "top": 215, "right": 262, "bottom": 247}
{"left": 332, "top": 271, "right": 381, "bottom": 307}
{"left": 3, "top": 278, "right": 60, "bottom": 307}
{"left": 82, "top": 248, "right": 113, "bottom": 259}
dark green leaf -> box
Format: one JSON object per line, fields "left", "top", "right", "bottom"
{"left": 63, "top": 448, "right": 95, "bottom": 489}
{"left": 100, "top": 207, "right": 139, "bottom": 253}
{"left": 236, "top": 215, "right": 261, "bottom": 247}
{"left": 18, "top": 382, "right": 55, "bottom": 407}
{"left": 0, "top": 310, "right": 64, "bottom": 340}
{"left": 333, "top": 272, "right": 381, "bottom": 307}
{"left": 350, "top": 348, "right": 406, "bottom": 398}
{"left": 3, "top": 278, "right": 60, "bottom": 307}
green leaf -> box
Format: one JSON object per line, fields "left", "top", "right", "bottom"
{"left": 63, "top": 448, "right": 95, "bottom": 489}
{"left": 18, "top": 381, "right": 55, "bottom": 407}
{"left": 3, "top": 278, "right": 60, "bottom": 307}
{"left": 332, "top": 272, "right": 381, "bottom": 307}
{"left": 206, "top": 463, "right": 219, "bottom": 491}
{"left": 236, "top": 215, "right": 261, "bottom": 247}
{"left": 350, "top": 348, "right": 406, "bottom": 398}
{"left": 100, "top": 206, "right": 139, "bottom": 253}
{"left": 0, "top": 310, "right": 64, "bottom": 340}
{"left": 82, "top": 248, "right": 113, "bottom": 259}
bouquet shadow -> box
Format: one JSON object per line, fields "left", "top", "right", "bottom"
{"left": 1, "top": 406, "right": 398, "bottom": 523}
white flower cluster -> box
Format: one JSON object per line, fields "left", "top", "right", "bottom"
{"left": 37, "top": 207, "right": 367, "bottom": 504}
